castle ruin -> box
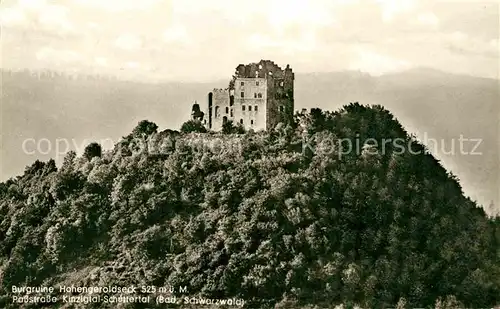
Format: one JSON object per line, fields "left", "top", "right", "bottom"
{"left": 198, "top": 60, "right": 294, "bottom": 131}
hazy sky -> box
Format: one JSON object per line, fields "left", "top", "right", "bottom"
{"left": 1, "top": 0, "right": 498, "bottom": 81}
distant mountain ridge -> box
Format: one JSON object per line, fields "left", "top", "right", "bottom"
{"left": 1, "top": 68, "right": 498, "bottom": 212}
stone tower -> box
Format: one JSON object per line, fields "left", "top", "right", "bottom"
{"left": 191, "top": 101, "right": 204, "bottom": 121}
{"left": 206, "top": 60, "right": 294, "bottom": 131}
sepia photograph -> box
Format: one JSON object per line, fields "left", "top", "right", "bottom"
{"left": 0, "top": 0, "right": 499, "bottom": 308}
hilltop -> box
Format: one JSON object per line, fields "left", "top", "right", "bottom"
{"left": 1, "top": 68, "right": 498, "bottom": 213}
{"left": 0, "top": 105, "right": 499, "bottom": 308}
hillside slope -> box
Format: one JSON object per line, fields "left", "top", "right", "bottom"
{"left": 295, "top": 69, "right": 499, "bottom": 212}
{"left": 1, "top": 105, "right": 499, "bottom": 308}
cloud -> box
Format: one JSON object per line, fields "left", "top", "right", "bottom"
{"left": 94, "top": 57, "right": 108, "bottom": 67}
{"left": 86, "top": 22, "right": 100, "bottom": 30}
{"left": 72, "top": 0, "right": 162, "bottom": 11}
{"left": 1, "top": 1, "right": 76, "bottom": 37}
{"left": 266, "top": 0, "right": 336, "bottom": 29}
{"left": 490, "top": 39, "right": 499, "bottom": 49}
{"left": 37, "top": 4, "right": 75, "bottom": 35}
{"left": 247, "top": 31, "right": 319, "bottom": 53}
{"left": 18, "top": 0, "right": 47, "bottom": 10}
{"left": 125, "top": 61, "right": 141, "bottom": 69}
{"left": 36, "top": 47, "right": 82, "bottom": 64}
{"left": 445, "top": 31, "right": 499, "bottom": 58}
{"left": 114, "top": 34, "right": 143, "bottom": 51}
{"left": 171, "top": 0, "right": 340, "bottom": 32}
{"left": 375, "top": 0, "right": 417, "bottom": 23}
{"left": 349, "top": 47, "right": 412, "bottom": 75}
{"left": 415, "top": 12, "right": 439, "bottom": 27}
{"left": 0, "top": 0, "right": 496, "bottom": 80}
{"left": 450, "top": 31, "right": 467, "bottom": 43}
{"left": 163, "top": 25, "right": 190, "bottom": 43}
{"left": 0, "top": 7, "right": 27, "bottom": 27}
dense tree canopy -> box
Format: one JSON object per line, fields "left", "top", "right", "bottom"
{"left": 0, "top": 104, "right": 498, "bottom": 309}
{"left": 222, "top": 119, "right": 246, "bottom": 134}
{"left": 180, "top": 120, "right": 208, "bottom": 133}
{"left": 83, "top": 142, "right": 102, "bottom": 161}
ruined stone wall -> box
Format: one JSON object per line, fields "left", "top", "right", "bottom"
{"left": 265, "top": 66, "right": 294, "bottom": 130}
{"left": 282, "top": 66, "right": 295, "bottom": 126}
{"left": 233, "top": 77, "right": 267, "bottom": 131}
{"left": 265, "top": 76, "right": 279, "bottom": 130}
{"left": 235, "top": 60, "right": 283, "bottom": 79}
{"left": 210, "top": 88, "right": 231, "bottom": 131}
{"left": 208, "top": 60, "right": 294, "bottom": 132}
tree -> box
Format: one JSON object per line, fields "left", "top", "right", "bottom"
{"left": 84, "top": 142, "right": 102, "bottom": 160}
{"left": 222, "top": 120, "right": 245, "bottom": 134}
{"left": 132, "top": 120, "right": 158, "bottom": 137}
{"left": 180, "top": 120, "right": 207, "bottom": 133}
{"left": 61, "top": 151, "right": 77, "bottom": 171}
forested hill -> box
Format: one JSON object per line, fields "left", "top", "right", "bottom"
{"left": 0, "top": 104, "right": 499, "bottom": 308}
{"left": 2, "top": 68, "right": 498, "bottom": 212}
